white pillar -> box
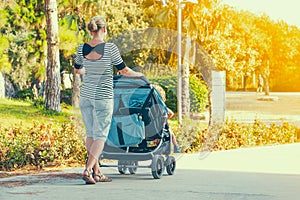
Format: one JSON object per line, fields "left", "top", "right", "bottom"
{"left": 210, "top": 71, "right": 226, "bottom": 126}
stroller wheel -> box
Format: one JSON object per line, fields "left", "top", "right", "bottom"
{"left": 151, "top": 155, "right": 165, "bottom": 179}
{"left": 118, "top": 160, "right": 128, "bottom": 174}
{"left": 165, "top": 156, "right": 176, "bottom": 175}
{"left": 128, "top": 161, "right": 138, "bottom": 174}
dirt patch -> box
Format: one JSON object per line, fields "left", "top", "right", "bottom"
{"left": 0, "top": 173, "right": 81, "bottom": 187}
{"left": 0, "top": 180, "right": 41, "bottom": 187}
{"left": 0, "top": 164, "right": 64, "bottom": 178}
{"left": 0, "top": 163, "right": 82, "bottom": 178}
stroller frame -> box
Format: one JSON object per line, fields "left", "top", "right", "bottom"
{"left": 99, "top": 75, "right": 176, "bottom": 179}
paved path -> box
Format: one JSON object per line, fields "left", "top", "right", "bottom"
{"left": 225, "top": 92, "right": 300, "bottom": 127}
{"left": 1, "top": 143, "right": 300, "bottom": 200}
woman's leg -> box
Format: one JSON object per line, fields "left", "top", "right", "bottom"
{"left": 86, "top": 137, "right": 93, "bottom": 154}
{"left": 89, "top": 99, "right": 113, "bottom": 182}
{"left": 80, "top": 98, "right": 98, "bottom": 183}
{"left": 85, "top": 137, "right": 97, "bottom": 170}
{"left": 87, "top": 138, "right": 112, "bottom": 182}
{"left": 82, "top": 137, "right": 96, "bottom": 184}
{"left": 85, "top": 139, "right": 105, "bottom": 173}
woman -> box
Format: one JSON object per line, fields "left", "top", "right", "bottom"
{"left": 74, "top": 16, "right": 143, "bottom": 184}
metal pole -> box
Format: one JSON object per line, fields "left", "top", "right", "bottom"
{"left": 177, "top": 0, "right": 182, "bottom": 124}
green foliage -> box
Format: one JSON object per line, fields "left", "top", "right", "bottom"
{"left": 104, "top": 1, "right": 150, "bottom": 66}
{"left": 169, "top": 118, "right": 208, "bottom": 153}
{"left": 33, "top": 96, "right": 45, "bottom": 109}
{"left": 58, "top": 22, "right": 84, "bottom": 74}
{"left": 5, "top": 31, "right": 34, "bottom": 89}
{"left": 60, "top": 89, "right": 72, "bottom": 105}
{"left": 0, "top": 99, "right": 85, "bottom": 171}
{"left": 0, "top": 33, "right": 11, "bottom": 73}
{"left": 15, "top": 88, "right": 73, "bottom": 107}
{"left": 0, "top": 121, "right": 86, "bottom": 171}
{"left": 150, "top": 75, "right": 208, "bottom": 112}
{"left": 0, "top": 98, "right": 73, "bottom": 129}
{"left": 140, "top": 64, "right": 177, "bottom": 80}
{"left": 1, "top": 0, "right": 300, "bottom": 103}
{"left": 15, "top": 88, "right": 34, "bottom": 100}
{"left": 189, "top": 74, "right": 209, "bottom": 112}
{"left": 150, "top": 76, "right": 177, "bottom": 111}
{"left": 0, "top": 98, "right": 299, "bottom": 171}
{"left": 3, "top": 0, "right": 46, "bottom": 89}
{"left": 185, "top": 119, "right": 299, "bottom": 152}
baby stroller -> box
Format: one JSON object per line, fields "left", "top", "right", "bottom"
{"left": 99, "top": 75, "right": 176, "bottom": 179}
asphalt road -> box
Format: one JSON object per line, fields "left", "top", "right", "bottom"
{"left": 1, "top": 143, "right": 300, "bottom": 200}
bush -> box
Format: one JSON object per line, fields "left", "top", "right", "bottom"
{"left": 184, "top": 119, "right": 299, "bottom": 152}
{"left": 168, "top": 119, "right": 208, "bottom": 153}
{"left": 15, "top": 88, "right": 33, "bottom": 100}
{"left": 61, "top": 89, "right": 72, "bottom": 105}
{"left": 1, "top": 112, "right": 298, "bottom": 170}
{"left": 0, "top": 121, "right": 86, "bottom": 171}
{"left": 150, "top": 75, "right": 208, "bottom": 113}
{"left": 189, "top": 74, "right": 209, "bottom": 112}
{"left": 33, "top": 96, "right": 45, "bottom": 109}
{"left": 14, "top": 88, "right": 72, "bottom": 106}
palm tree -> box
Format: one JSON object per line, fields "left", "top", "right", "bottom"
{"left": 44, "top": 0, "right": 61, "bottom": 112}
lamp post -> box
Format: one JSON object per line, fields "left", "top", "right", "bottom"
{"left": 177, "top": 0, "right": 198, "bottom": 124}
{"left": 177, "top": 0, "right": 183, "bottom": 124}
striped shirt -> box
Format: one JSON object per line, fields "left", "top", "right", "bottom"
{"left": 74, "top": 42, "right": 125, "bottom": 100}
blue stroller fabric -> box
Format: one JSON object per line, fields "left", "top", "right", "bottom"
{"left": 107, "top": 113, "right": 145, "bottom": 147}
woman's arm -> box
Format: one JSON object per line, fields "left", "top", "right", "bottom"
{"left": 74, "top": 67, "right": 85, "bottom": 75}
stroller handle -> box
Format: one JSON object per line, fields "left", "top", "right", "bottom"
{"left": 140, "top": 76, "right": 150, "bottom": 84}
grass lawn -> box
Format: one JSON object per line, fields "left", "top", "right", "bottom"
{"left": 0, "top": 98, "right": 76, "bottom": 128}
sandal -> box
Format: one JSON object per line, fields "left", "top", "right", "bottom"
{"left": 82, "top": 169, "right": 96, "bottom": 184}
{"left": 94, "top": 173, "right": 112, "bottom": 182}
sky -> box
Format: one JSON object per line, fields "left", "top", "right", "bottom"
{"left": 221, "top": 0, "right": 300, "bottom": 28}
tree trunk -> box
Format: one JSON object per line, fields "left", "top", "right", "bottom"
{"left": 72, "top": 73, "right": 81, "bottom": 108}
{"left": 182, "top": 37, "right": 191, "bottom": 118}
{"left": 243, "top": 75, "right": 248, "bottom": 91}
{"left": 44, "top": 0, "right": 61, "bottom": 112}
{"left": 264, "top": 76, "right": 270, "bottom": 96}
{"left": 263, "top": 64, "right": 270, "bottom": 96}
{"left": 0, "top": 72, "right": 5, "bottom": 98}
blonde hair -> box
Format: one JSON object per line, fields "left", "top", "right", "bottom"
{"left": 152, "top": 82, "right": 166, "bottom": 102}
{"left": 87, "top": 16, "right": 106, "bottom": 32}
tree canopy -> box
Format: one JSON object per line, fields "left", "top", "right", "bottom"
{"left": 0, "top": 0, "right": 299, "bottom": 97}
